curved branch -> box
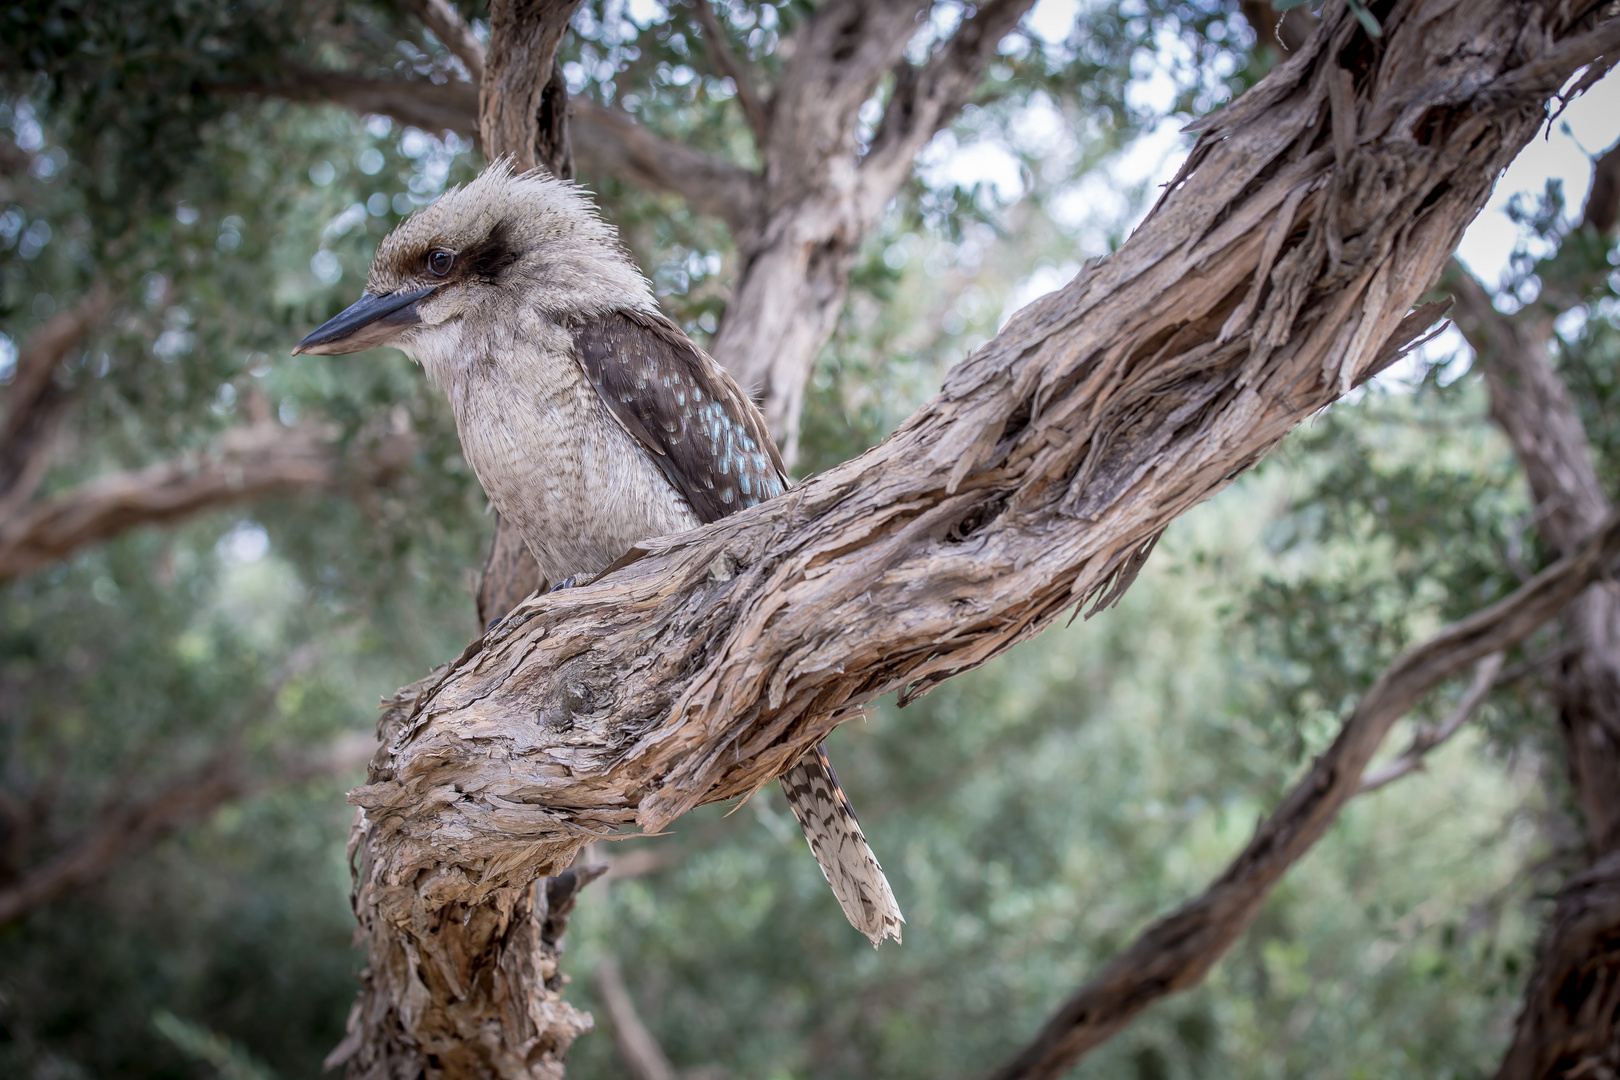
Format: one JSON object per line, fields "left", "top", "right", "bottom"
{"left": 991, "top": 515, "right": 1620, "bottom": 1079}
{"left": 0, "top": 420, "right": 416, "bottom": 581}
{"left": 356, "top": 0, "right": 1608, "bottom": 915}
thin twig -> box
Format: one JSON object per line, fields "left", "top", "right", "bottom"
{"left": 410, "top": 0, "right": 488, "bottom": 83}
{"left": 595, "top": 956, "right": 678, "bottom": 1080}
{"left": 688, "top": 0, "right": 768, "bottom": 142}
{"left": 1358, "top": 651, "right": 1505, "bottom": 793}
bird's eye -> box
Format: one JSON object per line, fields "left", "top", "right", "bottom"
{"left": 428, "top": 250, "right": 454, "bottom": 277}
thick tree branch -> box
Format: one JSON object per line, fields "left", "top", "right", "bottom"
{"left": 991, "top": 514, "right": 1620, "bottom": 1080}
{"left": 411, "top": 0, "right": 487, "bottom": 84}
{"left": 1497, "top": 849, "right": 1620, "bottom": 1077}
{"left": 688, "top": 0, "right": 768, "bottom": 144}
{"left": 336, "top": 6, "right": 1620, "bottom": 1074}
{"left": 0, "top": 286, "right": 108, "bottom": 521}
{"left": 1358, "top": 650, "right": 1504, "bottom": 793}
{"left": 0, "top": 420, "right": 416, "bottom": 582}
{"left": 482, "top": 0, "right": 581, "bottom": 175}
{"left": 1449, "top": 137, "right": 1620, "bottom": 1079}
{"left": 0, "top": 732, "right": 375, "bottom": 925}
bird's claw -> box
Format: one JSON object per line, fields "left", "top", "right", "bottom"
{"left": 548, "top": 576, "right": 577, "bottom": 593}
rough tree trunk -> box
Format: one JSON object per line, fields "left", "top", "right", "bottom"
{"left": 339, "top": 3, "right": 1620, "bottom": 1076}
{"left": 706, "top": 0, "right": 1035, "bottom": 465}
{"left": 331, "top": 5, "right": 600, "bottom": 1079}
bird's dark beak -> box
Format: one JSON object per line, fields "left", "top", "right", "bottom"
{"left": 291, "top": 285, "right": 438, "bottom": 355}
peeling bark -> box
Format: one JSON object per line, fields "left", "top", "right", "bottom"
{"left": 340, "top": 4, "right": 1620, "bottom": 1075}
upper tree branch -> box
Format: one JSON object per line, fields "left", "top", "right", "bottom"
{"left": 568, "top": 98, "right": 761, "bottom": 232}
{"left": 688, "top": 0, "right": 768, "bottom": 143}
{"left": 990, "top": 515, "right": 1620, "bottom": 1079}
{"left": 861, "top": 0, "right": 1038, "bottom": 201}
{"left": 482, "top": 0, "right": 582, "bottom": 174}
{"left": 222, "top": 72, "right": 761, "bottom": 234}
{"left": 410, "top": 0, "right": 487, "bottom": 83}
{"left": 0, "top": 286, "right": 108, "bottom": 521}
{"left": 0, "top": 419, "right": 416, "bottom": 582}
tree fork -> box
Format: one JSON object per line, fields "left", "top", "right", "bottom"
{"left": 345, "top": 3, "right": 1620, "bottom": 1076}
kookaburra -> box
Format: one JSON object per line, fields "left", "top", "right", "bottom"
{"left": 294, "top": 162, "right": 902, "bottom": 946}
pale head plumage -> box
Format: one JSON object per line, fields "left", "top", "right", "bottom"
{"left": 374, "top": 160, "right": 656, "bottom": 334}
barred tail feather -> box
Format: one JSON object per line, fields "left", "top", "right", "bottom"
{"left": 779, "top": 743, "right": 904, "bottom": 946}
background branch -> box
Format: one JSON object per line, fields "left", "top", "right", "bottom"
{"left": 989, "top": 515, "right": 1620, "bottom": 1079}
{"left": 0, "top": 419, "right": 416, "bottom": 582}
{"left": 594, "top": 956, "right": 678, "bottom": 1080}
{"left": 1358, "top": 650, "right": 1505, "bottom": 793}
{"left": 410, "top": 0, "right": 487, "bottom": 83}
{"left": 0, "top": 732, "right": 375, "bottom": 925}
{"left": 687, "top": 0, "right": 768, "bottom": 143}
{"left": 0, "top": 286, "right": 108, "bottom": 521}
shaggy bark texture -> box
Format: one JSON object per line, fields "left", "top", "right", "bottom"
{"left": 340, "top": 3, "right": 1620, "bottom": 1076}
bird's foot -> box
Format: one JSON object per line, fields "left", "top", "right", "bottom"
{"left": 548, "top": 576, "right": 577, "bottom": 593}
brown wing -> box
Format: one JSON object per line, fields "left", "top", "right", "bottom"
{"left": 573, "top": 308, "right": 788, "bottom": 525}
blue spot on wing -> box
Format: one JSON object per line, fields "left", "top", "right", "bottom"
{"left": 574, "top": 309, "right": 789, "bottom": 524}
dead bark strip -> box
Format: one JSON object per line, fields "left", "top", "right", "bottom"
{"left": 338, "top": 4, "right": 1620, "bottom": 1076}
{"left": 989, "top": 513, "right": 1620, "bottom": 1080}
{"left": 0, "top": 419, "right": 415, "bottom": 582}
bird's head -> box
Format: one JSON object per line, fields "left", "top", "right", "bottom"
{"left": 293, "top": 160, "right": 654, "bottom": 358}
